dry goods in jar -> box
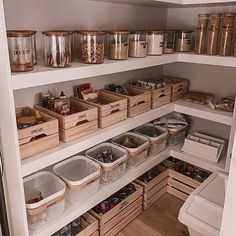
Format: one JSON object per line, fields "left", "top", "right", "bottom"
{"left": 163, "top": 30, "right": 176, "bottom": 54}
{"left": 175, "top": 30, "right": 193, "bottom": 52}
{"left": 147, "top": 31, "right": 164, "bottom": 55}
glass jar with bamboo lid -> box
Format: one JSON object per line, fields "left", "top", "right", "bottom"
{"left": 128, "top": 31, "right": 147, "bottom": 58}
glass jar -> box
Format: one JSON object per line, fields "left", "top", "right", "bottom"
{"left": 7, "top": 30, "right": 35, "bottom": 72}
{"left": 206, "top": 14, "right": 221, "bottom": 55}
{"left": 147, "top": 31, "right": 164, "bottom": 55}
{"left": 79, "top": 31, "right": 105, "bottom": 64}
{"left": 108, "top": 31, "right": 129, "bottom": 60}
{"left": 219, "top": 13, "right": 235, "bottom": 56}
{"left": 175, "top": 30, "right": 193, "bottom": 52}
{"left": 42, "top": 30, "right": 73, "bottom": 68}
{"left": 31, "top": 31, "right": 37, "bottom": 65}
{"left": 163, "top": 30, "right": 176, "bottom": 54}
{"left": 128, "top": 31, "right": 147, "bottom": 58}
{"left": 195, "top": 14, "right": 209, "bottom": 54}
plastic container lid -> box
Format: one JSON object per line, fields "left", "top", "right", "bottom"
{"left": 179, "top": 171, "right": 228, "bottom": 236}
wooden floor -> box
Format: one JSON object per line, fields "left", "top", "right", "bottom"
{"left": 118, "top": 193, "right": 190, "bottom": 236}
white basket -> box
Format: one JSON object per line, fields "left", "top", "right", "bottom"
{"left": 85, "top": 143, "right": 128, "bottom": 184}
{"left": 53, "top": 156, "right": 101, "bottom": 204}
{"left": 134, "top": 124, "right": 168, "bottom": 156}
{"left": 111, "top": 132, "right": 149, "bottom": 168}
{"left": 24, "top": 171, "right": 66, "bottom": 229}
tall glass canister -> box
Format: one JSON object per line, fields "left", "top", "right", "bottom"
{"left": 175, "top": 30, "right": 193, "bottom": 52}
{"left": 147, "top": 31, "right": 164, "bottom": 55}
{"left": 163, "top": 30, "right": 176, "bottom": 54}
{"left": 128, "top": 31, "right": 147, "bottom": 58}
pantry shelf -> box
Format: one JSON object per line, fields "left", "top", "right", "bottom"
{"left": 28, "top": 147, "right": 170, "bottom": 236}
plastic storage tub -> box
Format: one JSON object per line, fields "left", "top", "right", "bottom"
{"left": 165, "top": 125, "right": 188, "bottom": 146}
{"left": 24, "top": 171, "right": 66, "bottom": 229}
{"left": 53, "top": 156, "right": 101, "bottom": 204}
{"left": 179, "top": 171, "right": 227, "bottom": 236}
{"left": 85, "top": 143, "right": 128, "bottom": 184}
{"left": 134, "top": 124, "right": 168, "bottom": 156}
{"left": 111, "top": 132, "right": 149, "bottom": 168}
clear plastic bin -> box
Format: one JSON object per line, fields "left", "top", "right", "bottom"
{"left": 167, "top": 125, "right": 188, "bottom": 146}
{"left": 85, "top": 143, "right": 128, "bottom": 184}
{"left": 24, "top": 171, "right": 66, "bottom": 229}
{"left": 53, "top": 156, "right": 101, "bottom": 204}
{"left": 134, "top": 124, "right": 168, "bottom": 156}
{"left": 111, "top": 132, "right": 149, "bottom": 168}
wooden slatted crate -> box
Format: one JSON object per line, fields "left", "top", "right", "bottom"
{"left": 90, "top": 183, "right": 143, "bottom": 236}
{"left": 35, "top": 98, "right": 98, "bottom": 142}
{"left": 16, "top": 107, "right": 59, "bottom": 159}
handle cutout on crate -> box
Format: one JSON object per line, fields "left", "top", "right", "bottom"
{"left": 111, "top": 109, "right": 120, "bottom": 114}
{"left": 29, "top": 134, "right": 47, "bottom": 142}
{"left": 76, "top": 119, "right": 89, "bottom": 126}
{"left": 135, "top": 101, "right": 145, "bottom": 106}
{"left": 177, "top": 88, "right": 183, "bottom": 92}
{"left": 159, "top": 94, "right": 166, "bottom": 98}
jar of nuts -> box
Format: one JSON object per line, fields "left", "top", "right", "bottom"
{"left": 108, "top": 31, "right": 130, "bottom": 60}
{"left": 78, "top": 31, "right": 105, "bottom": 64}
{"left": 128, "top": 31, "right": 147, "bottom": 58}
{"left": 43, "top": 30, "right": 73, "bottom": 68}
{"left": 7, "top": 30, "right": 36, "bottom": 72}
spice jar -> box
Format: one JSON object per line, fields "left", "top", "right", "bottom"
{"left": 195, "top": 14, "right": 209, "bottom": 54}
{"left": 7, "top": 30, "right": 35, "bottom": 72}
{"left": 147, "top": 31, "right": 164, "bottom": 55}
{"left": 175, "top": 30, "right": 193, "bottom": 52}
{"left": 108, "top": 31, "right": 129, "bottom": 60}
{"left": 163, "top": 30, "right": 176, "bottom": 54}
{"left": 219, "top": 13, "right": 235, "bottom": 56}
{"left": 128, "top": 31, "right": 147, "bottom": 58}
{"left": 79, "top": 31, "right": 105, "bottom": 64}
{"left": 206, "top": 14, "right": 221, "bottom": 55}
{"left": 42, "top": 30, "right": 73, "bottom": 68}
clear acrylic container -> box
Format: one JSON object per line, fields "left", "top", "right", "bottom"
{"left": 147, "top": 31, "right": 164, "bottom": 55}
{"left": 175, "top": 30, "right": 193, "bottom": 52}
{"left": 79, "top": 31, "right": 105, "bottom": 64}
{"left": 128, "top": 31, "right": 147, "bottom": 58}
{"left": 163, "top": 30, "right": 176, "bottom": 54}
{"left": 7, "top": 30, "right": 35, "bottom": 72}
{"left": 108, "top": 31, "right": 129, "bottom": 60}
{"left": 43, "top": 30, "right": 73, "bottom": 68}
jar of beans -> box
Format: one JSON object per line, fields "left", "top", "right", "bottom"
{"left": 163, "top": 30, "right": 176, "bottom": 54}
{"left": 7, "top": 30, "right": 35, "bottom": 72}
{"left": 128, "top": 31, "right": 147, "bottom": 58}
{"left": 79, "top": 31, "right": 105, "bottom": 64}
{"left": 147, "top": 31, "right": 164, "bottom": 55}
{"left": 43, "top": 30, "right": 73, "bottom": 68}
{"left": 175, "top": 30, "right": 193, "bottom": 52}
{"left": 108, "top": 31, "right": 129, "bottom": 60}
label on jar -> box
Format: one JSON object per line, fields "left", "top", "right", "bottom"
{"left": 12, "top": 49, "right": 32, "bottom": 64}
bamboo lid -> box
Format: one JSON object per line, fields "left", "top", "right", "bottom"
{"left": 108, "top": 30, "right": 130, "bottom": 35}
{"left": 42, "top": 30, "right": 74, "bottom": 36}
{"left": 7, "top": 30, "right": 36, "bottom": 37}
{"left": 78, "top": 30, "right": 106, "bottom": 36}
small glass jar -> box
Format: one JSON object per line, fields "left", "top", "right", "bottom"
{"left": 108, "top": 31, "right": 129, "bottom": 60}
{"left": 206, "top": 14, "right": 221, "bottom": 55}
{"left": 7, "top": 30, "right": 35, "bottom": 72}
{"left": 42, "top": 30, "right": 73, "bottom": 68}
{"left": 163, "top": 30, "right": 176, "bottom": 54}
{"left": 79, "top": 31, "right": 105, "bottom": 64}
{"left": 175, "top": 30, "right": 193, "bottom": 52}
{"left": 128, "top": 31, "right": 147, "bottom": 58}
{"left": 195, "top": 14, "right": 209, "bottom": 54}
{"left": 147, "top": 31, "right": 164, "bottom": 55}
{"left": 219, "top": 13, "right": 235, "bottom": 56}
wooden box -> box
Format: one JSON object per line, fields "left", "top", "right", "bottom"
{"left": 90, "top": 183, "right": 143, "bottom": 236}
{"left": 72, "top": 91, "right": 127, "bottom": 128}
{"left": 35, "top": 98, "right": 98, "bottom": 142}
{"left": 16, "top": 107, "right": 59, "bottom": 159}
{"left": 163, "top": 76, "right": 189, "bottom": 102}
{"left": 135, "top": 167, "right": 169, "bottom": 210}
{"left": 103, "top": 84, "right": 151, "bottom": 117}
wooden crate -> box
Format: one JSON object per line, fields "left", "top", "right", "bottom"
{"left": 103, "top": 84, "right": 151, "bottom": 117}
{"left": 35, "top": 98, "right": 98, "bottom": 142}
{"left": 90, "top": 183, "right": 143, "bottom": 236}
{"left": 71, "top": 92, "right": 127, "bottom": 128}
{"left": 163, "top": 76, "right": 189, "bottom": 102}
{"left": 16, "top": 107, "right": 59, "bottom": 159}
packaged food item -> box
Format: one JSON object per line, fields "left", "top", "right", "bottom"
{"left": 163, "top": 30, "right": 176, "bottom": 54}
{"left": 129, "top": 79, "right": 165, "bottom": 89}
{"left": 184, "top": 92, "right": 212, "bottom": 105}
{"left": 147, "top": 30, "right": 164, "bottom": 55}
{"left": 175, "top": 30, "right": 193, "bottom": 52}
{"left": 105, "top": 84, "right": 129, "bottom": 95}
{"left": 207, "top": 96, "right": 235, "bottom": 112}
{"left": 129, "top": 31, "right": 147, "bottom": 57}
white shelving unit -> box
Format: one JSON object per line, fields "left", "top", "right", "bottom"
{"left": 1, "top": 0, "right": 236, "bottom": 236}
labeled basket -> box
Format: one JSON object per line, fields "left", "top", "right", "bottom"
{"left": 134, "top": 124, "right": 168, "bottom": 156}
{"left": 111, "top": 132, "right": 149, "bottom": 168}
{"left": 85, "top": 143, "right": 128, "bottom": 184}
{"left": 53, "top": 156, "right": 101, "bottom": 204}
{"left": 24, "top": 171, "right": 66, "bottom": 229}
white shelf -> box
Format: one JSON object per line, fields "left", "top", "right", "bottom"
{"left": 29, "top": 148, "right": 170, "bottom": 236}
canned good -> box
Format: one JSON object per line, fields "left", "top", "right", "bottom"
{"left": 110, "top": 197, "right": 120, "bottom": 208}
{"left": 101, "top": 200, "right": 111, "bottom": 213}
{"left": 175, "top": 30, "right": 193, "bottom": 52}
{"left": 71, "top": 217, "right": 82, "bottom": 235}
{"left": 60, "top": 223, "right": 72, "bottom": 236}
{"left": 119, "top": 192, "right": 128, "bottom": 200}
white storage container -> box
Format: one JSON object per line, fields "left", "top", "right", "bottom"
{"left": 24, "top": 171, "right": 66, "bottom": 229}
{"left": 134, "top": 124, "right": 168, "bottom": 156}
{"left": 85, "top": 143, "right": 128, "bottom": 184}
{"left": 111, "top": 132, "right": 149, "bottom": 168}
{"left": 179, "top": 171, "right": 228, "bottom": 236}
{"left": 53, "top": 156, "right": 101, "bottom": 204}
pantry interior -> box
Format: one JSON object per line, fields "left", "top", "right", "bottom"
{"left": 1, "top": 0, "right": 236, "bottom": 235}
